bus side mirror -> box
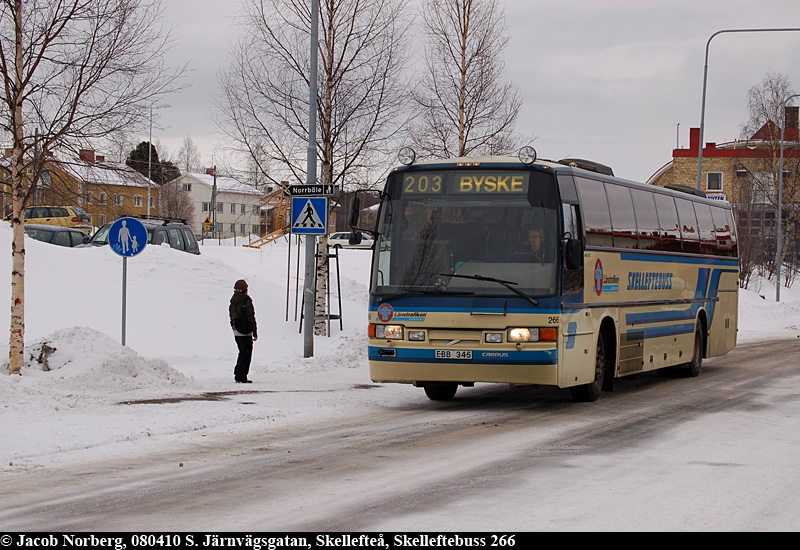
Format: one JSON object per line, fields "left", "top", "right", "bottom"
{"left": 348, "top": 195, "right": 361, "bottom": 229}
{"left": 348, "top": 231, "right": 362, "bottom": 245}
{"left": 565, "top": 238, "right": 582, "bottom": 269}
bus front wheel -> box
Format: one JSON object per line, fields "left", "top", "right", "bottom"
{"left": 570, "top": 335, "right": 607, "bottom": 402}
{"left": 424, "top": 383, "right": 458, "bottom": 401}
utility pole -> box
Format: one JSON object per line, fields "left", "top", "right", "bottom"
{"left": 211, "top": 165, "right": 217, "bottom": 239}
{"left": 302, "top": 0, "right": 320, "bottom": 357}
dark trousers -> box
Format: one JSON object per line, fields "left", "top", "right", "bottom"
{"left": 234, "top": 335, "right": 253, "bottom": 381}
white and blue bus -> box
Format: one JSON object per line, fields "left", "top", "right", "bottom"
{"left": 351, "top": 148, "right": 739, "bottom": 402}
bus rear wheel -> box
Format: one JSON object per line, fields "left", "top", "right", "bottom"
{"left": 570, "top": 335, "right": 607, "bottom": 402}
{"left": 684, "top": 327, "right": 703, "bottom": 377}
{"left": 423, "top": 383, "right": 458, "bottom": 401}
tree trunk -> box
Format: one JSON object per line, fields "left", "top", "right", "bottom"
{"left": 8, "top": 0, "right": 25, "bottom": 376}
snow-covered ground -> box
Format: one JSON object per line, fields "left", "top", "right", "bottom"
{"left": 1, "top": 221, "right": 799, "bottom": 529}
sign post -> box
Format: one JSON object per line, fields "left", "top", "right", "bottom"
{"left": 108, "top": 218, "right": 148, "bottom": 346}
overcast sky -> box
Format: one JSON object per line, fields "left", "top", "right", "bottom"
{"left": 154, "top": 0, "right": 800, "bottom": 184}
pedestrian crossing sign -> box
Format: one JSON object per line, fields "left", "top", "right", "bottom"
{"left": 291, "top": 197, "right": 328, "bottom": 235}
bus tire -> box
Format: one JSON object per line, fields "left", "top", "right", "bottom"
{"left": 424, "top": 383, "right": 458, "bottom": 401}
{"left": 570, "top": 334, "right": 607, "bottom": 402}
{"left": 684, "top": 327, "right": 703, "bottom": 378}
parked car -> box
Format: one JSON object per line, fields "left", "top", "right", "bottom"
{"left": 24, "top": 224, "right": 89, "bottom": 247}
{"left": 84, "top": 218, "right": 200, "bottom": 255}
{"left": 21, "top": 205, "right": 92, "bottom": 231}
{"left": 328, "top": 231, "right": 374, "bottom": 249}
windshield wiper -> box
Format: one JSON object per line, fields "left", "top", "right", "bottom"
{"left": 377, "top": 287, "right": 475, "bottom": 302}
{"left": 441, "top": 273, "right": 539, "bottom": 305}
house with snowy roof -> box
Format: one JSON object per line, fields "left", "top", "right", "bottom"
{"left": 172, "top": 169, "right": 265, "bottom": 238}
{"left": 2, "top": 148, "right": 158, "bottom": 228}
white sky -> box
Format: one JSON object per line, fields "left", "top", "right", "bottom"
{"left": 153, "top": 0, "right": 800, "bottom": 183}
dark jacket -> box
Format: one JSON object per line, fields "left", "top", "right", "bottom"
{"left": 229, "top": 291, "right": 257, "bottom": 338}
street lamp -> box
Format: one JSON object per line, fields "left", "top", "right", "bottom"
{"left": 148, "top": 103, "right": 171, "bottom": 216}
{"left": 776, "top": 94, "right": 800, "bottom": 302}
{"left": 696, "top": 28, "right": 800, "bottom": 190}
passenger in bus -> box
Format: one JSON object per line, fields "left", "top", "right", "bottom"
{"left": 508, "top": 225, "right": 551, "bottom": 262}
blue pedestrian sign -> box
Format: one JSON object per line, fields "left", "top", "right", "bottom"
{"left": 108, "top": 217, "right": 148, "bottom": 257}
{"left": 291, "top": 197, "right": 328, "bottom": 235}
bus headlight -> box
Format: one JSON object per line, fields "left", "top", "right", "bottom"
{"left": 375, "top": 324, "right": 404, "bottom": 339}
{"left": 508, "top": 328, "right": 536, "bottom": 342}
{"left": 507, "top": 327, "right": 558, "bottom": 342}
{"left": 485, "top": 332, "right": 503, "bottom": 343}
{"left": 408, "top": 330, "right": 425, "bottom": 341}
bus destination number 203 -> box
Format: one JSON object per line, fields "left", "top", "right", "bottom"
{"left": 435, "top": 349, "right": 472, "bottom": 360}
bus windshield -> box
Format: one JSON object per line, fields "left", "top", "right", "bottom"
{"left": 370, "top": 168, "right": 560, "bottom": 298}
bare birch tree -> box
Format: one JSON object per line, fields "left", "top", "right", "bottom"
{"left": 0, "top": 0, "right": 182, "bottom": 375}
{"left": 736, "top": 71, "right": 800, "bottom": 285}
{"left": 411, "top": 0, "right": 526, "bottom": 159}
{"left": 177, "top": 135, "right": 202, "bottom": 174}
{"left": 216, "top": 0, "right": 412, "bottom": 335}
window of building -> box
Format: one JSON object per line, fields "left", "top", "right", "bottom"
{"left": 230, "top": 223, "right": 235, "bottom": 233}
{"left": 252, "top": 225, "right": 260, "bottom": 234}
{"left": 240, "top": 224, "right": 245, "bottom": 234}
{"left": 241, "top": 203, "right": 246, "bottom": 214}
{"left": 217, "top": 202, "right": 223, "bottom": 212}
{"left": 182, "top": 183, "right": 191, "bottom": 192}
{"left": 99, "top": 192, "right": 107, "bottom": 205}
{"left": 202, "top": 202, "right": 209, "bottom": 212}
{"left": 86, "top": 191, "right": 93, "bottom": 205}
{"left": 149, "top": 195, "right": 155, "bottom": 208}
{"left": 99, "top": 214, "right": 107, "bottom": 225}
{"left": 707, "top": 172, "right": 723, "bottom": 191}
{"left": 114, "top": 194, "right": 123, "bottom": 206}
{"left": 231, "top": 203, "right": 236, "bottom": 214}
{"left": 133, "top": 195, "right": 143, "bottom": 208}
{"left": 252, "top": 205, "right": 259, "bottom": 215}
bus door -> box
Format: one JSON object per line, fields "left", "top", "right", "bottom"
{"left": 557, "top": 202, "right": 595, "bottom": 387}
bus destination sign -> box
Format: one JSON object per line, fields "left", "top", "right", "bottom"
{"left": 399, "top": 171, "right": 529, "bottom": 195}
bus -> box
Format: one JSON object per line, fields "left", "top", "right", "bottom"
{"left": 350, "top": 147, "right": 739, "bottom": 402}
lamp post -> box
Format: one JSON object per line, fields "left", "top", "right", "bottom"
{"left": 302, "top": 0, "right": 319, "bottom": 358}
{"left": 696, "top": 28, "right": 800, "bottom": 190}
{"left": 776, "top": 94, "right": 800, "bottom": 302}
{"left": 148, "top": 103, "right": 171, "bottom": 216}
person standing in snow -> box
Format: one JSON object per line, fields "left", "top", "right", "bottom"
{"left": 229, "top": 279, "right": 257, "bottom": 383}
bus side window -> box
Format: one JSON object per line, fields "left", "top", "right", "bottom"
{"left": 655, "top": 194, "right": 681, "bottom": 252}
{"left": 724, "top": 208, "right": 738, "bottom": 256}
{"left": 605, "top": 183, "right": 638, "bottom": 249}
{"left": 631, "top": 189, "right": 661, "bottom": 250}
{"left": 676, "top": 198, "right": 700, "bottom": 254}
{"left": 575, "top": 177, "right": 613, "bottom": 247}
{"left": 711, "top": 206, "right": 734, "bottom": 257}
{"left": 694, "top": 203, "right": 716, "bottom": 255}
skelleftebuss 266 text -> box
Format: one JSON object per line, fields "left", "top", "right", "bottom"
{"left": 10, "top": 534, "right": 516, "bottom": 550}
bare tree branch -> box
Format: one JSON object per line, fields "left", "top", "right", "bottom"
{"left": 1, "top": 0, "right": 184, "bottom": 375}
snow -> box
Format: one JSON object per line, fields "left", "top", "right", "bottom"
{"left": 1, "top": 220, "right": 800, "bottom": 530}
